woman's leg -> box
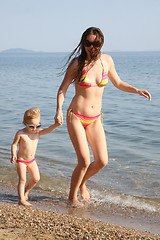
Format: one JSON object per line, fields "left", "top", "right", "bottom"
{"left": 67, "top": 112, "right": 90, "bottom": 204}
{"left": 16, "top": 162, "right": 32, "bottom": 206}
{"left": 80, "top": 117, "right": 108, "bottom": 199}
{"left": 25, "top": 160, "right": 40, "bottom": 200}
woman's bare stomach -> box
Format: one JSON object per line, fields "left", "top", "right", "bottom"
{"left": 69, "top": 96, "right": 102, "bottom": 117}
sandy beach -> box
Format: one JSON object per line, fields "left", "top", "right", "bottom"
{"left": 0, "top": 201, "right": 159, "bottom": 240}
{"left": 0, "top": 182, "right": 160, "bottom": 239}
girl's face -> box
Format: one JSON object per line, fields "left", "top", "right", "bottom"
{"left": 24, "top": 116, "right": 41, "bottom": 133}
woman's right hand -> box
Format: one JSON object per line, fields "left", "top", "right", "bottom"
{"left": 11, "top": 155, "right": 17, "bottom": 164}
{"left": 54, "top": 110, "right": 63, "bottom": 125}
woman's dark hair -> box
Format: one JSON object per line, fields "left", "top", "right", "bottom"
{"left": 62, "top": 27, "right": 104, "bottom": 81}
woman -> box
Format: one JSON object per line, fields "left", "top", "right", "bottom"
{"left": 55, "top": 27, "right": 151, "bottom": 205}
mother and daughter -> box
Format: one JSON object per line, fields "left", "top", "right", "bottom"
{"left": 11, "top": 27, "right": 151, "bottom": 206}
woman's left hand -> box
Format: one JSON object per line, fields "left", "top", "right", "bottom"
{"left": 137, "top": 90, "right": 151, "bottom": 101}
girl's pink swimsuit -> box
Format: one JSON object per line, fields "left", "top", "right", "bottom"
{"left": 17, "top": 158, "right": 35, "bottom": 166}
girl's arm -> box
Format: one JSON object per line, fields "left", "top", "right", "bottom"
{"left": 107, "top": 55, "right": 151, "bottom": 101}
{"left": 11, "top": 132, "right": 20, "bottom": 164}
{"left": 38, "top": 123, "right": 60, "bottom": 136}
{"left": 55, "top": 59, "right": 78, "bottom": 125}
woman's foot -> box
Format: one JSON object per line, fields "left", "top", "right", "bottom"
{"left": 18, "top": 200, "right": 32, "bottom": 207}
{"left": 68, "top": 199, "right": 84, "bottom": 207}
{"left": 80, "top": 184, "right": 90, "bottom": 200}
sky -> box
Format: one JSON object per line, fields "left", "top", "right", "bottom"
{"left": 0, "top": 0, "right": 160, "bottom": 52}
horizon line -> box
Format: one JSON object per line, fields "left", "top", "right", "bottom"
{"left": 0, "top": 48, "right": 160, "bottom": 53}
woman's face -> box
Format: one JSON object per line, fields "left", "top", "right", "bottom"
{"left": 84, "top": 34, "right": 101, "bottom": 57}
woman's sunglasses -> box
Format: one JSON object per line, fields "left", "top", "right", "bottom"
{"left": 25, "top": 121, "right": 41, "bottom": 129}
{"left": 84, "top": 40, "right": 101, "bottom": 48}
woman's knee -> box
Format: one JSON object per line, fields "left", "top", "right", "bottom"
{"left": 97, "top": 156, "right": 108, "bottom": 169}
{"left": 78, "top": 157, "right": 90, "bottom": 170}
{"left": 102, "top": 158, "right": 108, "bottom": 168}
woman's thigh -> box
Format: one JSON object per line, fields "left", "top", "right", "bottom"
{"left": 86, "top": 118, "right": 108, "bottom": 165}
{"left": 67, "top": 112, "right": 90, "bottom": 166}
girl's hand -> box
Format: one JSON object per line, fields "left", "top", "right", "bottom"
{"left": 137, "top": 90, "right": 151, "bottom": 101}
{"left": 54, "top": 111, "right": 63, "bottom": 125}
{"left": 11, "top": 155, "right": 17, "bottom": 164}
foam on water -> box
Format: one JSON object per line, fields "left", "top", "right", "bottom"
{"left": 89, "top": 189, "right": 160, "bottom": 213}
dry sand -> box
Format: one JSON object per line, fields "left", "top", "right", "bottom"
{"left": 0, "top": 202, "right": 160, "bottom": 240}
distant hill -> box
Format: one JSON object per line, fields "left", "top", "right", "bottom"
{"left": 0, "top": 48, "right": 37, "bottom": 54}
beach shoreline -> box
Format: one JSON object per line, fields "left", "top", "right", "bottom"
{"left": 0, "top": 51, "right": 160, "bottom": 239}
{"left": 0, "top": 202, "right": 160, "bottom": 240}
{"left": 0, "top": 183, "right": 160, "bottom": 239}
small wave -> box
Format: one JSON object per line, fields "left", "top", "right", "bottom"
{"left": 89, "top": 189, "right": 160, "bottom": 213}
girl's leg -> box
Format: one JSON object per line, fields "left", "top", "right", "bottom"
{"left": 80, "top": 118, "right": 108, "bottom": 199}
{"left": 67, "top": 112, "right": 90, "bottom": 204}
{"left": 25, "top": 160, "right": 40, "bottom": 200}
{"left": 16, "top": 162, "right": 31, "bottom": 206}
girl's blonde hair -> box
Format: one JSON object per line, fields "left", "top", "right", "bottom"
{"left": 23, "top": 108, "right": 40, "bottom": 122}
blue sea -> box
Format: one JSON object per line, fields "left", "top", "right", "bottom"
{"left": 0, "top": 51, "right": 159, "bottom": 233}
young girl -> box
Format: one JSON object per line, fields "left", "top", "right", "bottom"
{"left": 11, "top": 108, "right": 60, "bottom": 206}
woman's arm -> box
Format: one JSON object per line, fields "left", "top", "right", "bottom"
{"left": 55, "top": 59, "right": 78, "bottom": 124}
{"left": 107, "top": 55, "right": 151, "bottom": 101}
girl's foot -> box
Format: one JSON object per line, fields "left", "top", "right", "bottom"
{"left": 19, "top": 200, "right": 32, "bottom": 207}
{"left": 80, "top": 184, "right": 90, "bottom": 200}
{"left": 24, "top": 192, "right": 28, "bottom": 201}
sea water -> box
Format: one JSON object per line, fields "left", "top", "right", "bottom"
{"left": 0, "top": 51, "right": 159, "bottom": 232}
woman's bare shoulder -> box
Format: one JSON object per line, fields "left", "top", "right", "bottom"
{"left": 101, "top": 53, "right": 113, "bottom": 62}
{"left": 69, "top": 57, "right": 79, "bottom": 69}
{"left": 101, "top": 53, "right": 114, "bottom": 70}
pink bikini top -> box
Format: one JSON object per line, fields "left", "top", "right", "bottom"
{"left": 78, "top": 59, "right": 108, "bottom": 87}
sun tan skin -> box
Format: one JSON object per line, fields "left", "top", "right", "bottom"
{"left": 11, "top": 116, "right": 60, "bottom": 206}
{"left": 55, "top": 34, "right": 151, "bottom": 205}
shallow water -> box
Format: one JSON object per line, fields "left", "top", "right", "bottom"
{"left": 0, "top": 51, "right": 160, "bottom": 231}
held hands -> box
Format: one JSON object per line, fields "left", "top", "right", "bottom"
{"left": 54, "top": 110, "right": 63, "bottom": 125}
{"left": 137, "top": 89, "right": 151, "bottom": 101}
